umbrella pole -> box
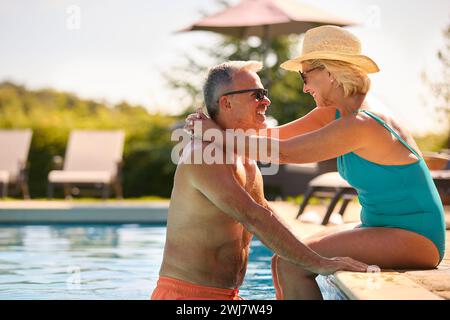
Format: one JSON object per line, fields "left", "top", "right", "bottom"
{"left": 262, "top": 25, "right": 271, "bottom": 89}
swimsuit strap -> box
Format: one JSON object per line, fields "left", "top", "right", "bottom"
{"left": 359, "top": 109, "right": 422, "bottom": 159}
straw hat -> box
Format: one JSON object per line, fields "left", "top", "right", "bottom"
{"left": 280, "top": 25, "right": 379, "bottom": 73}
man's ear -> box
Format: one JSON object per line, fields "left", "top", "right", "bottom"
{"left": 218, "top": 96, "right": 232, "bottom": 110}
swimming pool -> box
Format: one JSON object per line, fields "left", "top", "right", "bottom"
{"left": 0, "top": 224, "right": 346, "bottom": 300}
{"left": 0, "top": 224, "right": 277, "bottom": 300}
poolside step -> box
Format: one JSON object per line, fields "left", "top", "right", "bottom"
{"left": 332, "top": 271, "right": 443, "bottom": 300}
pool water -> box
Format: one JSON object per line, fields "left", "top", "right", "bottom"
{"left": 0, "top": 224, "right": 276, "bottom": 300}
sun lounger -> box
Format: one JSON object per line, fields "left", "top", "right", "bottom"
{"left": 47, "top": 130, "right": 125, "bottom": 199}
{"left": 296, "top": 171, "right": 357, "bottom": 225}
{"left": 0, "top": 129, "right": 32, "bottom": 199}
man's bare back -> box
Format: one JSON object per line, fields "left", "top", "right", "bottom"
{"left": 159, "top": 141, "right": 267, "bottom": 289}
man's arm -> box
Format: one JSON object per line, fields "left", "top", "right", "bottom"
{"left": 186, "top": 160, "right": 368, "bottom": 275}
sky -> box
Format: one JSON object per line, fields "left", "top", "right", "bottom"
{"left": 0, "top": 0, "right": 449, "bottom": 134}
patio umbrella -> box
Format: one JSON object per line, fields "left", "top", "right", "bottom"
{"left": 180, "top": 0, "right": 358, "bottom": 84}
{"left": 181, "top": 0, "right": 357, "bottom": 38}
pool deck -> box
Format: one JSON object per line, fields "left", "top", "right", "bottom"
{"left": 0, "top": 199, "right": 449, "bottom": 299}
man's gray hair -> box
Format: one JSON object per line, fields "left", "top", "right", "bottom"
{"left": 203, "top": 61, "right": 263, "bottom": 120}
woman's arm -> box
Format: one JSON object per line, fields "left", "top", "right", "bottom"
{"left": 266, "top": 107, "right": 336, "bottom": 139}
{"left": 276, "top": 116, "right": 368, "bottom": 163}
{"left": 189, "top": 115, "right": 368, "bottom": 164}
{"left": 185, "top": 107, "right": 374, "bottom": 164}
{"left": 184, "top": 107, "right": 337, "bottom": 140}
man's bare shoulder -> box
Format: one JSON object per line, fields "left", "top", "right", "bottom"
{"left": 177, "top": 139, "right": 235, "bottom": 178}
{"left": 180, "top": 139, "right": 238, "bottom": 164}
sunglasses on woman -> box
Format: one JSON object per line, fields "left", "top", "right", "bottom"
{"left": 299, "top": 66, "right": 323, "bottom": 85}
{"left": 221, "top": 88, "right": 269, "bottom": 101}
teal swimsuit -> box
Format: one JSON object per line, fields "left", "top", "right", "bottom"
{"left": 336, "top": 109, "right": 446, "bottom": 262}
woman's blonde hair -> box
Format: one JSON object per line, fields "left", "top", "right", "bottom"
{"left": 305, "top": 59, "right": 371, "bottom": 97}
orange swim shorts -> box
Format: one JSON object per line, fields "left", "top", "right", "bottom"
{"left": 151, "top": 276, "right": 243, "bottom": 300}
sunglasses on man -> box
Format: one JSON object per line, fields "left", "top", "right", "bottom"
{"left": 221, "top": 88, "right": 269, "bottom": 101}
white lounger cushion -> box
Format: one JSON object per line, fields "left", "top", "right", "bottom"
{"left": 48, "top": 170, "right": 113, "bottom": 184}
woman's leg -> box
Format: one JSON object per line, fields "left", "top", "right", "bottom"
{"left": 301, "top": 222, "right": 361, "bottom": 242}
{"left": 273, "top": 226, "right": 440, "bottom": 300}
{"left": 271, "top": 223, "right": 360, "bottom": 299}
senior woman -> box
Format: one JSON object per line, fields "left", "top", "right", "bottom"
{"left": 186, "top": 25, "right": 446, "bottom": 299}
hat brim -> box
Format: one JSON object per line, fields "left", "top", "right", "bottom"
{"left": 280, "top": 52, "right": 380, "bottom": 74}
